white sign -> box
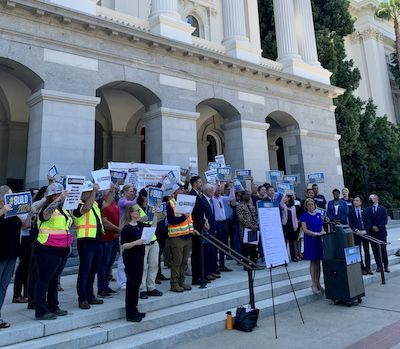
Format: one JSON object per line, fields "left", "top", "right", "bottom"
{"left": 91, "top": 169, "right": 112, "bottom": 191}
{"left": 215, "top": 154, "right": 226, "bottom": 166}
{"left": 257, "top": 203, "right": 289, "bottom": 268}
{"left": 175, "top": 194, "right": 197, "bottom": 215}
{"left": 141, "top": 227, "right": 157, "bottom": 244}
{"left": 63, "top": 176, "right": 85, "bottom": 210}
{"left": 189, "top": 156, "right": 198, "bottom": 169}
{"left": 205, "top": 169, "right": 217, "bottom": 184}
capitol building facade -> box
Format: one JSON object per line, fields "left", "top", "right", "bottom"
{"left": 0, "top": 0, "right": 345, "bottom": 191}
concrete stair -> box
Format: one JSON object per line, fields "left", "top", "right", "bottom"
{"left": 3, "top": 239, "right": 400, "bottom": 349}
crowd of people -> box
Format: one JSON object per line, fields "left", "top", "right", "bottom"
{"left": 0, "top": 173, "right": 391, "bottom": 328}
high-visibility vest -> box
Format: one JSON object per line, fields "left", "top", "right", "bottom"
{"left": 138, "top": 206, "right": 157, "bottom": 242}
{"left": 167, "top": 199, "right": 194, "bottom": 238}
{"left": 74, "top": 201, "right": 104, "bottom": 239}
{"left": 37, "top": 209, "right": 73, "bottom": 248}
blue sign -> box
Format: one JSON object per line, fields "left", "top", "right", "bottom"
{"left": 110, "top": 170, "right": 127, "bottom": 185}
{"left": 235, "top": 169, "right": 252, "bottom": 181}
{"left": 283, "top": 175, "right": 299, "bottom": 184}
{"left": 277, "top": 182, "right": 294, "bottom": 195}
{"left": 268, "top": 170, "right": 284, "bottom": 184}
{"left": 308, "top": 172, "right": 325, "bottom": 184}
{"left": 4, "top": 192, "right": 32, "bottom": 218}
{"left": 344, "top": 246, "right": 361, "bottom": 265}
{"left": 148, "top": 187, "right": 164, "bottom": 208}
{"left": 217, "top": 167, "right": 232, "bottom": 181}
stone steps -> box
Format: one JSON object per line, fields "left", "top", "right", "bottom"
{"left": 3, "top": 250, "right": 400, "bottom": 349}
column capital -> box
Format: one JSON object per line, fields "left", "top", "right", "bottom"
{"left": 143, "top": 107, "right": 200, "bottom": 122}
{"left": 224, "top": 119, "right": 270, "bottom": 131}
{"left": 281, "top": 128, "right": 341, "bottom": 141}
{"left": 27, "top": 89, "right": 100, "bottom": 108}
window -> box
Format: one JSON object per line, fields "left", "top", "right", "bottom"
{"left": 186, "top": 15, "right": 200, "bottom": 37}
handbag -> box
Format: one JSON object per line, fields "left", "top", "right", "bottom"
{"left": 233, "top": 306, "right": 259, "bottom": 332}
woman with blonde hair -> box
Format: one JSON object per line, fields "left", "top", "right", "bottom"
{"left": 300, "top": 198, "right": 327, "bottom": 294}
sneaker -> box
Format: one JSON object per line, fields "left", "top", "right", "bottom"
{"left": 88, "top": 298, "right": 104, "bottom": 305}
{"left": 79, "top": 302, "right": 91, "bottom": 310}
{"left": 106, "top": 287, "right": 117, "bottom": 294}
{"left": 147, "top": 289, "right": 163, "bottom": 297}
{"left": 140, "top": 292, "right": 148, "bottom": 299}
{"left": 52, "top": 309, "right": 68, "bottom": 316}
{"left": 170, "top": 285, "right": 184, "bottom": 293}
{"left": 98, "top": 290, "right": 112, "bottom": 298}
{"left": 36, "top": 312, "right": 57, "bottom": 320}
{"left": 180, "top": 284, "right": 192, "bottom": 291}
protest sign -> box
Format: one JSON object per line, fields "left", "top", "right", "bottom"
{"left": 124, "top": 168, "right": 137, "bottom": 186}
{"left": 48, "top": 165, "right": 62, "bottom": 183}
{"left": 235, "top": 169, "right": 252, "bottom": 181}
{"left": 62, "top": 176, "right": 85, "bottom": 210}
{"left": 91, "top": 169, "right": 112, "bottom": 191}
{"left": 308, "top": 172, "right": 325, "bottom": 184}
{"left": 146, "top": 202, "right": 166, "bottom": 222}
{"left": 147, "top": 187, "right": 163, "bottom": 207}
{"left": 189, "top": 157, "right": 198, "bottom": 175}
{"left": 234, "top": 180, "right": 245, "bottom": 192}
{"left": 283, "top": 175, "right": 300, "bottom": 184}
{"left": 215, "top": 154, "right": 226, "bottom": 167}
{"left": 175, "top": 194, "right": 196, "bottom": 214}
{"left": 257, "top": 201, "right": 289, "bottom": 268}
{"left": 4, "top": 192, "right": 32, "bottom": 218}
{"left": 141, "top": 227, "right": 157, "bottom": 244}
{"left": 267, "top": 170, "right": 284, "bottom": 185}
{"left": 277, "top": 182, "right": 295, "bottom": 195}
{"left": 205, "top": 169, "right": 217, "bottom": 184}
{"left": 217, "top": 167, "right": 232, "bottom": 181}
{"left": 167, "top": 170, "right": 178, "bottom": 185}
{"left": 208, "top": 162, "right": 219, "bottom": 170}
{"left": 110, "top": 170, "right": 127, "bottom": 185}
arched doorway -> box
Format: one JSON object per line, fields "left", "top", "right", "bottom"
{"left": 0, "top": 58, "right": 43, "bottom": 190}
{"left": 95, "top": 81, "right": 160, "bottom": 168}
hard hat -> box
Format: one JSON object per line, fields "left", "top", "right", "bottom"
{"left": 45, "top": 183, "right": 64, "bottom": 197}
{"left": 82, "top": 181, "right": 94, "bottom": 193}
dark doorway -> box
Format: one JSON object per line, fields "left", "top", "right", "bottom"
{"left": 276, "top": 137, "right": 286, "bottom": 172}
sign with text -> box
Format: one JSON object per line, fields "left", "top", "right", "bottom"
{"left": 283, "top": 175, "right": 300, "bottom": 184}
{"left": 235, "top": 169, "right": 252, "bottom": 181}
{"left": 175, "top": 194, "right": 196, "bottom": 215}
{"left": 217, "top": 167, "right": 232, "bottom": 181}
{"left": 91, "top": 169, "right": 112, "bottom": 191}
{"left": 62, "top": 176, "right": 85, "bottom": 210}
{"left": 4, "top": 192, "right": 32, "bottom": 218}
{"left": 215, "top": 154, "right": 226, "bottom": 167}
{"left": 205, "top": 169, "right": 217, "bottom": 184}
{"left": 141, "top": 227, "right": 157, "bottom": 244}
{"left": 268, "top": 170, "right": 284, "bottom": 185}
{"left": 308, "top": 172, "right": 325, "bottom": 184}
{"left": 277, "top": 182, "right": 294, "bottom": 196}
{"left": 110, "top": 170, "right": 127, "bottom": 186}
{"left": 257, "top": 202, "right": 289, "bottom": 268}
{"left": 147, "top": 187, "right": 163, "bottom": 208}
{"left": 146, "top": 202, "right": 166, "bottom": 222}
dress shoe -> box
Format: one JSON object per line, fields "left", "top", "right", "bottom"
{"left": 376, "top": 268, "right": 382, "bottom": 273}
{"left": 212, "top": 273, "right": 221, "bottom": 279}
{"left": 12, "top": 296, "right": 28, "bottom": 303}
{"left": 180, "top": 283, "right": 192, "bottom": 291}
{"left": 147, "top": 289, "right": 163, "bottom": 297}
{"left": 157, "top": 274, "right": 170, "bottom": 280}
{"left": 105, "top": 287, "right": 117, "bottom": 294}
{"left": 219, "top": 267, "right": 232, "bottom": 272}
{"left": 395, "top": 249, "right": 400, "bottom": 257}
{"left": 367, "top": 270, "right": 373, "bottom": 275}
{"left": 140, "top": 291, "right": 148, "bottom": 299}
{"left": 213, "top": 270, "right": 221, "bottom": 275}
{"left": 205, "top": 275, "right": 215, "bottom": 281}
{"left": 36, "top": 312, "right": 57, "bottom": 320}
{"left": 98, "top": 290, "right": 112, "bottom": 298}
{"left": 88, "top": 298, "right": 104, "bottom": 305}
{"left": 362, "top": 270, "right": 368, "bottom": 276}
{"left": 79, "top": 301, "right": 91, "bottom": 310}
{"left": 385, "top": 267, "right": 390, "bottom": 273}
{"left": 53, "top": 309, "right": 68, "bottom": 316}
{"left": 126, "top": 316, "right": 143, "bottom": 322}
{"left": 170, "top": 285, "right": 184, "bottom": 293}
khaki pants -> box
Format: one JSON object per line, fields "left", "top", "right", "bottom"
{"left": 140, "top": 241, "right": 160, "bottom": 293}
{"left": 169, "top": 237, "right": 192, "bottom": 287}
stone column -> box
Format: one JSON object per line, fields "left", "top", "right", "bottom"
{"left": 149, "top": 0, "right": 194, "bottom": 44}
{"left": 221, "top": 0, "right": 261, "bottom": 63}
{"left": 293, "top": 0, "right": 320, "bottom": 66}
{"left": 143, "top": 107, "right": 199, "bottom": 168}
{"left": 273, "top": 0, "right": 301, "bottom": 63}
{"left": 26, "top": 89, "right": 100, "bottom": 188}
{"left": 224, "top": 120, "right": 270, "bottom": 183}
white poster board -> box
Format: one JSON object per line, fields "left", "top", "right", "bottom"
{"left": 175, "top": 194, "right": 196, "bottom": 214}
{"left": 63, "top": 176, "right": 85, "bottom": 210}
{"left": 205, "top": 169, "right": 217, "bottom": 184}
{"left": 91, "top": 169, "right": 112, "bottom": 191}
{"left": 257, "top": 202, "right": 289, "bottom": 268}
{"left": 141, "top": 227, "right": 157, "bottom": 244}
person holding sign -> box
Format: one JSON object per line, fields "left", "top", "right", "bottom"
{"left": 0, "top": 186, "right": 33, "bottom": 328}
{"left": 35, "top": 183, "right": 72, "bottom": 320}
{"left": 120, "top": 202, "right": 160, "bottom": 322}
{"left": 300, "top": 198, "right": 327, "bottom": 294}
{"left": 73, "top": 181, "right": 105, "bottom": 310}
{"left": 167, "top": 184, "right": 195, "bottom": 292}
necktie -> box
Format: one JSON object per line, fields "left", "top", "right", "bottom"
{"left": 209, "top": 198, "right": 214, "bottom": 215}
{"left": 373, "top": 206, "right": 377, "bottom": 216}
{"left": 357, "top": 209, "right": 363, "bottom": 229}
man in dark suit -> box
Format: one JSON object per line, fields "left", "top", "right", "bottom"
{"left": 191, "top": 184, "right": 219, "bottom": 283}
{"left": 365, "top": 194, "right": 389, "bottom": 272}
{"left": 348, "top": 196, "right": 372, "bottom": 275}
{"left": 189, "top": 176, "right": 204, "bottom": 286}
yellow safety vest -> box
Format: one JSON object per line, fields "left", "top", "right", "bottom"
{"left": 138, "top": 206, "right": 157, "bottom": 242}
{"left": 167, "top": 199, "right": 194, "bottom": 238}
{"left": 37, "top": 209, "right": 73, "bottom": 248}
{"left": 74, "top": 201, "right": 104, "bottom": 239}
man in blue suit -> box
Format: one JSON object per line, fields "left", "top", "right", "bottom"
{"left": 327, "top": 188, "right": 349, "bottom": 224}
{"left": 365, "top": 194, "right": 389, "bottom": 272}
{"left": 348, "top": 196, "right": 372, "bottom": 275}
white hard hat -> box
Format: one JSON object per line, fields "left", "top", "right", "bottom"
{"left": 82, "top": 181, "right": 94, "bottom": 193}
{"left": 45, "top": 183, "right": 64, "bottom": 197}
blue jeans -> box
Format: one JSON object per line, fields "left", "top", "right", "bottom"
{"left": 77, "top": 239, "right": 102, "bottom": 303}
{"left": 0, "top": 258, "right": 16, "bottom": 318}
{"left": 97, "top": 240, "right": 117, "bottom": 292}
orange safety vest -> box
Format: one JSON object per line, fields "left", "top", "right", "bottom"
{"left": 167, "top": 199, "right": 194, "bottom": 238}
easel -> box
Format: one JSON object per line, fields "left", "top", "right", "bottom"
{"left": 269, "top": 263, "right": 305, "bottom": 339}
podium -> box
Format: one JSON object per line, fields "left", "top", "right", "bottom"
{"left": 322, "top": 225, "right": 365, "bottom": 305}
